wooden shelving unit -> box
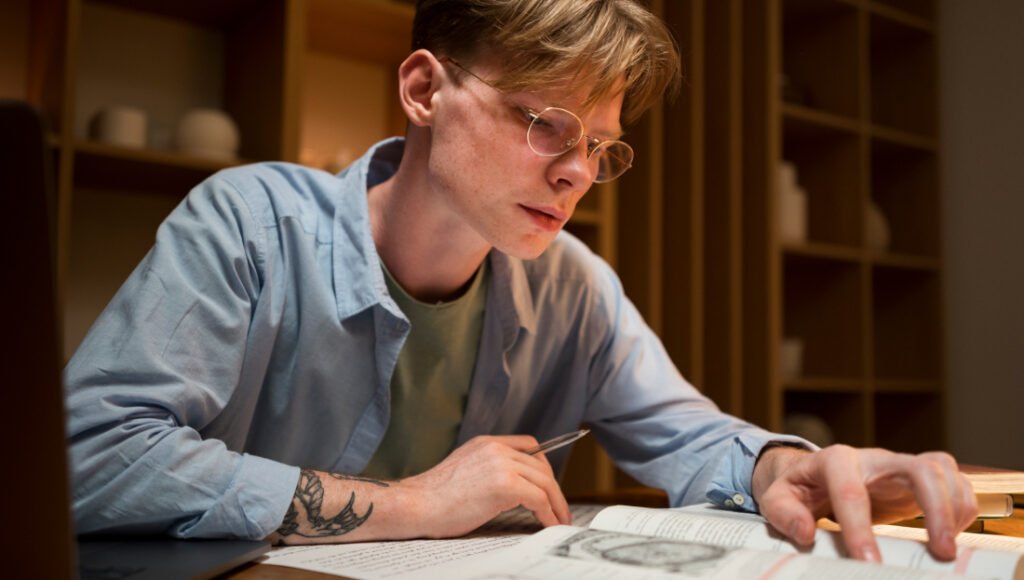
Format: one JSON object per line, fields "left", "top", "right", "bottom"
{"left": 736, "top": 0, "right": 944, "bottom": 452}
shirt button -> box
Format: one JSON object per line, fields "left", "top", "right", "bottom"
{"left": 724, "top": 499, "right": 735, "bottom": 508}
{"left": 732, "top": 494, "right": 745, "bottom": 506}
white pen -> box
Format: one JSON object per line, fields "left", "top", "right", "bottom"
{"left": 526, "top": 428, "right": 591, "bottom": 456}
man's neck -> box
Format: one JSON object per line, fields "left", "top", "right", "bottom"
{"left": 368, "top": 159, "right": 491, "bottom": 304}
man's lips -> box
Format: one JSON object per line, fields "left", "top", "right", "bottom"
{"left": 519, "top": 204, "right": 569, "bottom": 232}
{"left": 519, "top": 203, "right": 569, "bottom": 222}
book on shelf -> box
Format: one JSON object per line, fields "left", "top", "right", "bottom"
{"left": 962, "top": 464, "right": 1024, "bottom": 508}
{"left": 977, "top": 493, "right": 1016, "bottom": 519}
{"left": 963, "top": 464, "right": 1024, "bottom": 496}
{"left": 264, "top": 503, "right": 1024, "bottom": 579}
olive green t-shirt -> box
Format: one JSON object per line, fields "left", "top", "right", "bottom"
{"left": 362, "top": 260, "right": 489, "bottom": 479}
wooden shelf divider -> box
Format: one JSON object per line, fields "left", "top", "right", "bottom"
{"left": 784, "top": 378, "right": 865, "bottom": 393}
{"left": 782, "top": 103, "right": 861, "bottom": 134}
{"left": 871, "top": 124, "right": 938, "bottom": 151}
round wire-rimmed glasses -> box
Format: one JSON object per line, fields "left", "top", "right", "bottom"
{"left": 444, "top": 58, "right": 634, "bottom": 183}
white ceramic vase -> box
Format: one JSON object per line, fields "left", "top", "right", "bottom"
{"left": 779, "top": 337, "right": 804, "bottom": 382}
{"left": 89, "top": 106, "right": 147, "bottom": 149}
{"left": 784, "top": 413, "right": 835, "bottom": 447}
{"left": 176, "top": 108, "right": 240, "bottom": 160}
{"left": 777, "top": 161, "right": 808, "bottom": 244}
{"left": 866, "top": 201, "right": 892, "bottom": 252}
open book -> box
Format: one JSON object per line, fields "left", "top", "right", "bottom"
{"left": 264, "top": 504, "right": 1024, "bottom": 579}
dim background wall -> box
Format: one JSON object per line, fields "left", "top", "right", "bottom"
{"left": 941, "top": 0, "right": 1024, "bottom": 469}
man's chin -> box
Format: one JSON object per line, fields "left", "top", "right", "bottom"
{"left": 494, "top": 234, "right": 557, "bottom": 261}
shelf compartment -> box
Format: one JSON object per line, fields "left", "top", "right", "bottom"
{"left": 73, "top": 140, "right": 238, "bottom": 195}
{"left": 783, "top": 241, "right": 862, "bottom": 264}
{"left": 76, "top": 0, "right": 287, "bottom": 163}
{"left": 874, "top": 392, "right": 943, "bottom": 452}
{"left": 869, "top": 252, "right": 939, "bottom": 271}
{"left": 783, "top": 254, "right": 864, "bottom": 379}
{"left": 785, "top": 391, "right": 867, "bottom": 446}
{"left": 874, "top": 379, "right": 940, "bottom": 394}
{"left": 870, "top": 125, "right": 937, "bottom": 152}
{"left": 784, "top": 378, "right": 864, "bottom": 393}
{"left": 307, "top": 0, "right": 414, "bottom": 63}
{"left": 782, "top": 104, "right": 860, "bottom": 134}
{"left": 872, "top": 266, "right": 941, "bottom": 381}
{"left": 299, "top": 52, "right": 399, "bottom": 172}
{"left": 782, "top": 115, "right": 863, "bottom": 247}
{"left": 869, "top": 0, "right": 935, "bottom": 24}
{"left": 781, "top": 0, "right": 861, "bottom": 118}
{"left": 871, "top": 137, "right": 940, "bottom": 257}
{"left": 870, "top": 13, "right": 937, "bottom": 138}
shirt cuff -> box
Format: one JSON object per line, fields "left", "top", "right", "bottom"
{"left": 173, "top": 454, "right": 300, "bottom": 539}
{"left": 705, "top": 435, "right": 816, "bottom": 514}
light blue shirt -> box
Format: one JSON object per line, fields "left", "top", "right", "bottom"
{"left": 65, "top": 138, "right": 805, "bottom": 539}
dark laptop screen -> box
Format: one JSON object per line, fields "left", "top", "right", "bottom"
{"left": 0, "top": 100, "right": 76, "bottom": 577}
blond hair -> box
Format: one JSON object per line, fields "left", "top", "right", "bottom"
{"left": 412, "top": 0, "right": 681, "bottom": 123}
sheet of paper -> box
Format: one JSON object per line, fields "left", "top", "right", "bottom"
{"left": 261, "top": 504, "right": 604, "bottom": 579}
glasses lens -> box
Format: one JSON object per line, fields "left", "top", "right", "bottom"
{"left": 526, "top": 108, "right": 583, "bottom": 156}
{"left": 591, "top": 141, "right": 634, "bottom": 183}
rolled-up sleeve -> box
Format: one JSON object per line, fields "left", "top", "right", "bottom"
{"left": 580, "top": 258, "right": 812, "bottom": 511}
{"left": 65, "top": 175, "right": 299, "bottom": 539}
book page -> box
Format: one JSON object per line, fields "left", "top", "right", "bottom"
{"left": 411, "top": 525, "right": 976, "bottom": 580}
{"left": 871, "top": 525, "right": 1024, "bottom": 554}
{"left": 260, "top": 504, "right": 604, "bottom": 579}
{"left": 962, "top": 466, "right": 1024, "bottom": 495}
{"left": 591, "top": 505, "right": 1023, "bottom": 579}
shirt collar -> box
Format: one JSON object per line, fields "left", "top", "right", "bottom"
{"left": 488, "top": 251, "right": 538, "bottom": 338}
{"left": 332, "top": 138, "right": 401, "bottom": 321}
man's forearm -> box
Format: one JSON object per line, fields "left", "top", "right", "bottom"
{"left": 272, "top": 469, "right": 417, "bottom": 544}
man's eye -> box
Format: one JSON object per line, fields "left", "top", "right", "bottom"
{"left": 515, "top": 106, "right": 537, "bottom": 124}
{"left": 533, "top": 117, "right": 555, "bottom": 130}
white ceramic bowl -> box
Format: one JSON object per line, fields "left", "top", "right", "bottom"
{"left": 176, "top": 108, "right": 240, "bottom": 160}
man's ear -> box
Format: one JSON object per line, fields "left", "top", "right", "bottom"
{"left": 398, "top": 49, "right": 444, "bottom": 127}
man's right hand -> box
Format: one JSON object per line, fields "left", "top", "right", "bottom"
{"left": 400, "top": 435, "right": 573, "bottom": 538}
{"left": 271, "top": 435, "right": 571, "bottom": 545}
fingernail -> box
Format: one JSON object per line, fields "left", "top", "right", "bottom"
{"left": 861, "top": 545, "right": 881, "bottom": 563}
{"left": 942, "top": 530, "right": 957, "bottom": 554}
{"left": 788, "top": 521, "right": 803, "bottom": 542}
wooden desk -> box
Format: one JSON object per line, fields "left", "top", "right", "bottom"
{"left": 975, "top": 508, "right": 1024, "bottom": 538}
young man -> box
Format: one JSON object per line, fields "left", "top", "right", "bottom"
{"left": 65, "top": 0, "right": 976, "bottom": 563}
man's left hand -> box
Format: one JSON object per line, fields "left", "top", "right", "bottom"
{"left": 752, "top": 445, "right": 979, "bottom": 563}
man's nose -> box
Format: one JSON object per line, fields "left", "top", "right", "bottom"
{"left": 549, "top": 139, "right": 597, "bottom": 193}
